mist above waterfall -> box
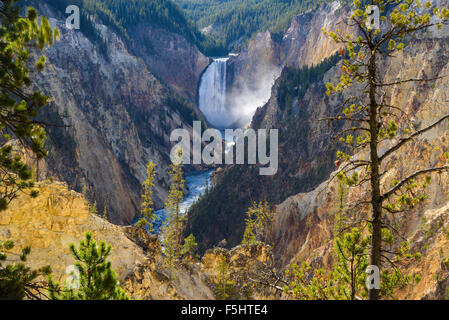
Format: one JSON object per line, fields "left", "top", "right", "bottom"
{"left": 227, "top": 64, "right": 281, "bottom": 128}
{"left": 199, "top": 57, "right": 281, "bottom": 129}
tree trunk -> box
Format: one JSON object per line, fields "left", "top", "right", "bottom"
{"left": 368, "top": 53, "right": 382, "bottom": 300}
{"left": 36, "top": 159, "right": 39, "bottom": 182}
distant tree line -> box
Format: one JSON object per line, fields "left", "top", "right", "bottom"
{"left": 174, "top": 0, "right": 351, "bottom": 51}
{"left": 43, "top": 0, "right": 227, "bottom": 56}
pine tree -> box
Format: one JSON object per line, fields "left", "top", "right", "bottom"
{"left": 0, "top": 0, "right": 56, "bottom": 300}
{"left": 329, "top": 181, "right": 370, "bottom": 300}
{"left": 102, "top": 200, "right": 108, "bottom": 220}
{"left": 161, "top": 154, "right": 185, "bottom": 271}
{"left": 214, "top": 255, "right": 239, "bottom": 300}
{"left": 47, "top": 232, "right": 128, "bottom": 300}
{"left": 89, "top": 200, "right": 98, "bottom": 215}
{"left": 241, "top": 201, "right": 276, "bottom": 246}
{"left": 333, "top": 228, "right": 370, "bottom": 300}
{"left": 0, "top": 240, "right": 51, "bottom": 299}
{"left": 136, "top": 161, "right": 158, "bottom": 232}
{"left": 281, "top": 228, "right": 369, "bottom": 300}
{"left": 0, "top": 0, "right": 59, "bottom": 210}
{"left": 322, "top": 0, "right": 449, "bottom": 299}
{"left": 283, "top": 262, "right": 335, "bottom": 300}
{"left": 181, "top": 234, "right": 198, "bottom": 261}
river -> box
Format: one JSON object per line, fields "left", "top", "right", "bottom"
{"left": 156, "top": 169, "right": 214, "bottom": 220}
{"left": 137, "top": 57, "right": 233, "bottom": 232}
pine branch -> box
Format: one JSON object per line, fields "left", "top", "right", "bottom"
{"left": 379, "top": 113, "right": 449, "bottom": 162}
{"left": 381, "top": 166, "right": 449, "bottom": 200}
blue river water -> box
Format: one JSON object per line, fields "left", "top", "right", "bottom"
{"left": 134, "top": 169, "right": 214, "bottom": 233}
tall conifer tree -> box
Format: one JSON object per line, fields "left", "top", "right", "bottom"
{"left": 161, "top": 149, "right": 186, "bottom": 271}
{"left": 0, "top": 0, "right": 59, "bottom": 209}
{"left": 136, "top": 161, "right": 158, "bottom": 232}
{"left": 322, "top": 0, "right": 449, "bottom": 299}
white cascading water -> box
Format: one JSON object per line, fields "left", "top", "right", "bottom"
{"left": 199, "top": 57, "right": 233, "bottom": 128}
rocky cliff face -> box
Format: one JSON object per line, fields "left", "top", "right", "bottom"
{"left": 11, "top": 0, "right": 449, "bottom": 300}
{"left": 0, "top": 181, "right": 279, "bottom": 300}
{"left": 280, "top": 1, "right": 350, "bottom": 67}
{"left": 0, "top": 181, "right": 215, "bottom": 299}
{"left": 2, "top": 170, "right": 447, "bottom": 300}
{"left": 30, "top": 2, "right": 207, "bottom": 224}
{"left": 130, "top": 22, "right": 210, "bottom": 102}
{"left": 225, "top": 2, "right": 351, "bottom": 127}
{"left": 226, "top": 0, "right": 449, "bottom": 111}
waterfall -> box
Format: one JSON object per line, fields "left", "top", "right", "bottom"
{"left": 199, "top": 58, "right": 232, "bottom": 128}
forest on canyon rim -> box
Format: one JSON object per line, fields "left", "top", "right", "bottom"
{"left": 0, "top": 0, "right": 449, "bottom": 302}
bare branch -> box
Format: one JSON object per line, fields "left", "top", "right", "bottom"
{"left": 318, "top": 116, "right": 369, "bottom": 123}
{"left": 375, "top": 75, "right": 445, "bottom": 87}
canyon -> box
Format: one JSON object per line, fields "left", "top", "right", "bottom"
{"left": 1, "top": 0, "right": 449, "bottom": 300}
{"left": 27, "top": 1, "right": 209, "bottom": 225}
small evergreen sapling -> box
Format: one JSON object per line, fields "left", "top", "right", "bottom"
{"left": 214, "top": 255, "right": 239, "bottom": 300}
{"left": 181, "top": 234, "right": 198, "bottom": 261}
{"left": 242, "top": 201, "right": 276, "bottom": 246}
{"left": 48, "top": 232, "right": 128, "bottom": 300}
